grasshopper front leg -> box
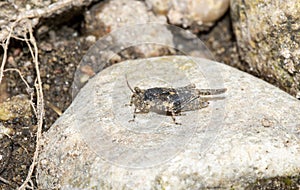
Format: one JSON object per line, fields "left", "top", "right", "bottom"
{"left": 129, "top": 107, "right": 150, "bottom": 123}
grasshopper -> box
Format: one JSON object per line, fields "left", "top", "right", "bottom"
{"left": 126, "top": 77, "right": 226, "bottom": 125}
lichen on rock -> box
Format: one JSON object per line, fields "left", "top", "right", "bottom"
{"left": 231, "top": 0, "right": 300, "bottom": 97}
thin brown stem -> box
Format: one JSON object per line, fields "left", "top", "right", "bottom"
{"left": 18, "top": 22, "right": 44, "bottom": 190}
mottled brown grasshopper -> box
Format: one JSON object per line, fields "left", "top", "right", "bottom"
{"left": 126, "top": 77, "right": 226, "bottom": 125}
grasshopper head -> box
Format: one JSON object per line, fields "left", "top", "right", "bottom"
{"left": 131, "top": 87, "right": 145, "bottom": 109}
{"left": 126, "top": 75, "right": 148, "bottom": 111}
{"left": 134, "top": 87, "right": 142, "bottom": 93}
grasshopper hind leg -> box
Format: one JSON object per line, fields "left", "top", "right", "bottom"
{"left": 199, "top": 88, "right": 227, "bottom": 95}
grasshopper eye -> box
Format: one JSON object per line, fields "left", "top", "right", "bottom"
{"left": 134, "top": 87, "right": 141, "bottom": 93}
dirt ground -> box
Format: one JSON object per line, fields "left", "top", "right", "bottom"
{"left": 0, "top": 8, "right": 299, "bottom": 189}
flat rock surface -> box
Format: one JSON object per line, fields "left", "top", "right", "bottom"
{"left": 37, "top": 56, "right": 300, "bottom": 189}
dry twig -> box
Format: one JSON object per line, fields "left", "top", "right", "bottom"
{"left": 4, "top": 68, "right": 36, "bottom": 115}
{"left": 0, "top": 176, "right": 13, "bottom": 186}
{"left": 0, "top": 0, "right": 94, "bottom": 42}
{"left": 17, "top": 21, "right": 44, "bottom": 190}
{"left": 0, "top": 18, "right": 44, "bottom": 189}
{"left": 0, "top": 25, "right": 13, "bottom": 84}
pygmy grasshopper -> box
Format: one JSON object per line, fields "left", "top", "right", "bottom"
{"left": 126, "top": 77, "right": 226, "bottom": 125}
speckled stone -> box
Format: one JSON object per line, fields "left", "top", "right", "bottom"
{"left": 146, "top": 0, "right": 230, "bottom": 29}
{"left": 231, "top": 0, "right": 300, "bottom": 97}
{"left": 37, "top": 56, "right": 300, "bottom": 189}
{"left": 85, "top": 0, "right": 166, "bottom": 37}
{"left": 84, "top": 0, "right": 173, "bottom": 59}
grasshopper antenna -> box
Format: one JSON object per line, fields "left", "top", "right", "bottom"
{"left": 125, "top": 74, "right": 134, "bottom": 93}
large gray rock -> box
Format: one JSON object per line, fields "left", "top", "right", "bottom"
{"left": 231, "top": 0, "right": 300, "bottom": 97}
{"left": 37, "top": 56, "right": 300, "bottom": 189}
